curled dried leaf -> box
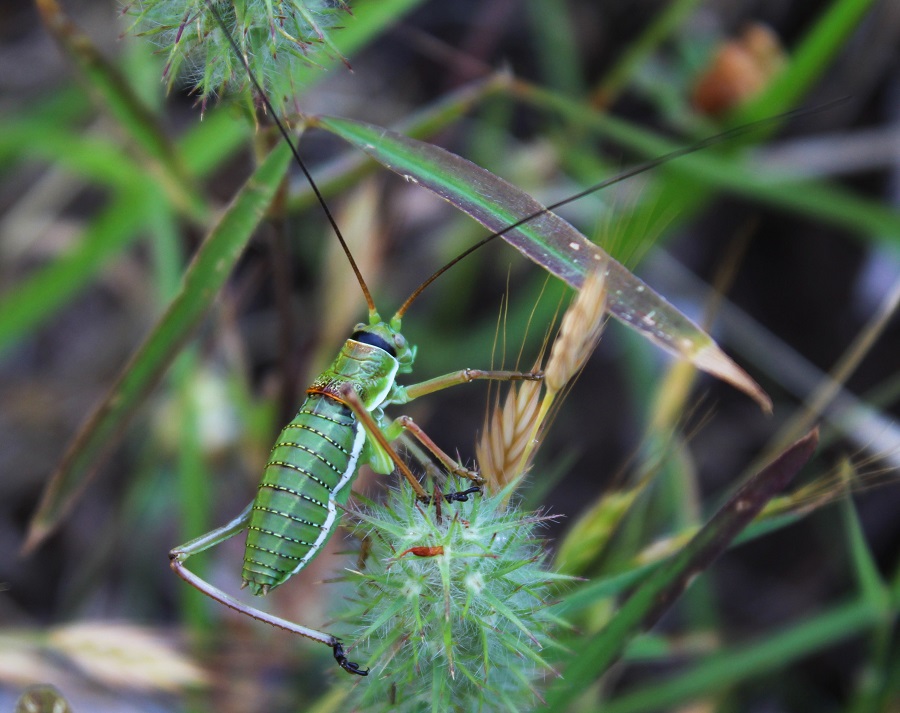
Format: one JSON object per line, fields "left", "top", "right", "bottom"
{"left": 48, "top": 622, "right": 208, "bottom": 693}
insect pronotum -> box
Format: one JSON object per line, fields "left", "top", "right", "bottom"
{"left": 171, "top": 0, "right": 813, "bottom": 677}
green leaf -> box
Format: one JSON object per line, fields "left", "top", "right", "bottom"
{"left": 839, "top": 463, "right": 890, "bottom": 614}
{"left": 537, "top": 428, "right": 819, "bottom": 711}
{"left": 513, "top": 82, "right": 900, "bottom": 248}
{"left": 35, "top": 0, "right": 207, "bottom": 220}
{"left": 313, "top": 114, "right": 772, "bottom": 412}
{"left": 0, "top": 120, "right": 141, "bottom": 187}
{"left": 602, "top": 597, "right": 878, "bottom": 713}
{"left": 23, "top": 141, "right": 294, "bottom": 553}
{"left": 0, "top": 186, "right": 150, "bottom": 353}
{"left": 0, "top": 107, "right": 250, "bottom": 353}
{"left": 737, "top": 0, "right": 880, "bottom": 124}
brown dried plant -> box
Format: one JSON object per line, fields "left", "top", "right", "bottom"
{"left": 477, "top": 265, "right": 609, "bottom": 497}
{"left": 475, "top": 357, "right": 544, "bottom": 492}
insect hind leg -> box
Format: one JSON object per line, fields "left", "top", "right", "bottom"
{"left": 169, "top": 502, "right": 368, "bottom": 676}
{"left": 169, "top": 502, "right": 253, "bottom": 562}
{"left": 333, "top": 641, "right": 368, "bottom": 676}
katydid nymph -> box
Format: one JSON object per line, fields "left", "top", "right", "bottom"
{"left": 170, "top": 1, "right": 794, "bottom": 677}
{"left": 169, "top": 270, "right": 537, "bottom": 675}
{"left": 169, "top": 3, "right": 546, "bottom": 677}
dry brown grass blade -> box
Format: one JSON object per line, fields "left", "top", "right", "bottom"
{"left": 476, "top": 361, "right": 543, "bottom": 493}
{"left": 544, "top": 265, "right": 610, "bottom": 394}
{"left": 477, "top": 267, "right": 611, "bottom": 498}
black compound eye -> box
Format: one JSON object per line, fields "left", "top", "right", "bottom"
{"left": 351, "top": 331, "right": 396, "bottom": 357}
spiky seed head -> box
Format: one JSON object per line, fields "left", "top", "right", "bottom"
{"left": 125, "top": 0, "right": 351, "bottom": 111}
{"left": 339, "top": 484, "right": 570, "bottom": 712}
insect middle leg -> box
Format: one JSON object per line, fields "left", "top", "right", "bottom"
{"left": 169, "top": 503, "right": 368, "bottom": 675}
{"left": 337, "top": 383, "right": 431, "bottom": 500}
{"left": 386, "top": 415, "right": 483, "bottom": 485}
{"left": 336, "top": 385, "right": 476, "bottom": 505}
{"left": 341, "top": 368, "right": 542, "bottom": 500}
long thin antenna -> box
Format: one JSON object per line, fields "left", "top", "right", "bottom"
{"left": 392, "top": 98, "right": 847, "bottom": 321}
{"left": 204, "top": 1, "right": 377, "bottom": 318}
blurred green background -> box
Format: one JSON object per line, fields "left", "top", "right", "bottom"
{"left": 1, "top": 0, "right": 898, "bottom": 711}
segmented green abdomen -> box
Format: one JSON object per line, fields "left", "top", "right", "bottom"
{"left": 243, "top": 393, "right": 364, "bottom": 594}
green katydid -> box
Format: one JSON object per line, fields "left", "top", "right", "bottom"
{"left": 170, "top": 275, "right": 540, "bottom": 675}
{"left": 169, "top": 3, "right": 546, "bottom": 676}
{"left": 170, "top": 1, "right": 793, "bottom": 677}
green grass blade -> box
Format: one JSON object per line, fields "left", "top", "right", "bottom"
{"left": 602, "top": 597, "right": 881, "bottom": 713}
{"left": 22, "top": 141, "right": 293, "bottom": 553}
{"left": 590, "top": 0, "right": 704, "bottom": 107}
{"left": 0, "top": 109, "right": 249, "bottom": 352}
{"left": 178, "top": 106, "right": 254, "bottom": 177}
{"left": 840, "top": 478, "right": 890, "bottom": 613}
{"left": 557, "top": 508, "right": 815, "bottom": 619}
{"left": 0, "top": 120, "right": 140, "bottom": 187}
{"left": 35, "top": 0, "right": 207, "bottom": 221}
{"left": 0, "top": 186, "right": 150, "bottom": 353}
{"left": 737, "top": 0, "right": 879, "bottom": 123}
{"left": 537, "top": 429, "right": 819, "bottom": 711}
{"left": 524, "top": 0, "right": 584, "bottom": 96}
{"left": 261, "top": 0, "right": 430, "bottom": 91}
{"left": 328, "top": 0, "right": 429, "bottom": 58}
{"left": 313, "top": 114, "right": 771, "bottom": 411}
{"left": 516, "top": 83, "right": 900, "bottom": 246}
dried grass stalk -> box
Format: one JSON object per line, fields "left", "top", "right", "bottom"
{"left": 477, "top": 266, "right": 610, "bottom": 498}
{"left": 476, "top": 366, "right": 543, "bottom": 493}
{"left": 545, "top": 266, "right": 609, "bottom": 394}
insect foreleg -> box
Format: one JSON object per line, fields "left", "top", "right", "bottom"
{"left": 337, "top": 383, "right": 430, "bottom": 500}
{"left": 394, "top": 368, "right": 543, "bottom": 403}
{"left": 169, "top": 503, "right": 369, "bottom": 676}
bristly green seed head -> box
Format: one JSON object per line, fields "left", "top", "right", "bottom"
{"left": 125, "top": 0, "right": 351, "bottom": 111}
{"left": 339, "top": 484, "right": 571, "bottom": 712}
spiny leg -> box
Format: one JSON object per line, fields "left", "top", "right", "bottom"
{"left": 338, "top": 384, "right": 477, "bottom": 504}
{"left": 169, "top": 503, "right": 368, "bottom": 676}
{"left": 398, "top": 368, "right": 543, "bottom": 403}
{"left": 387, "top": 368, "right": 543, "bottom": 500}
{"left": 337, "top": 383, "right": 430, "bottom": 500}
{"left": 398, "top": 432, "right": 484, "bottom": 504}
{"left": 387, "top": 416, "right": 483, "bottom": 504}
{"left": 170, "top": 502, "right": 253, "bottom": 561}
{"left": 389, "top": 415, "right": 483, "bottom": 485}
{"left": 442, "top": 486, "right": 482, "bottom": 503}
